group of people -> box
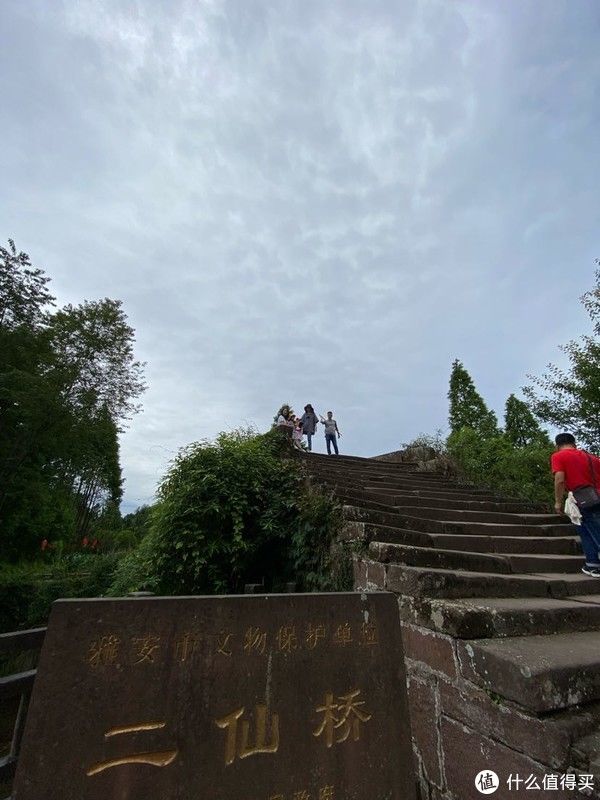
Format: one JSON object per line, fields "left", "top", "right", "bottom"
{"left": 269, "top": 417, "right": 600, "bottom": 572}
{"left": 274, "top": 404, "right": 342, "bottom": 455}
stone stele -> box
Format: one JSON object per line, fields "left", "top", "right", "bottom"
{"left": 14, "top": 592, "right": 415, "bottom": 800}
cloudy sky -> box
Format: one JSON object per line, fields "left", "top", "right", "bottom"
{"left": 1, "top": 1, "right": 599, "bottom": 510}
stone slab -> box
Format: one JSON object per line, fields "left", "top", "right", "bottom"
{"left": 409, "top": 596, "right": 600, "bottom": 639}
{"left": 439, "top": 681, "right": 574, "bottom": 769}
{"left": 569, "top": 594, "right": 600, "bottom": 606}
{"left": 440, "top": 716, "right": 556, "bottom": 800}
{"left": 457, "top": 631, "right": 600, "bottom": 712}
{"left": 15, "top": 593, "right": 416, "bottom": 800}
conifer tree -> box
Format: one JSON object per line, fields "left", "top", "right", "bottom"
{"left": 504, "top": 394, "right": 550, "bottom": 448}
{"left": 448, "top": 359, "right": 499, "bottom": 438}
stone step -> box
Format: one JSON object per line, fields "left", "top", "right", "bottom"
{"left": 317, "top": 473, "right": 483, "bottom": 495}
{"left": 377, "top": 561, "right": 600, "bottom": 599}
{"left": 457, "top": 631, "right": 600, "bottom": 712}
{"left": 357, "top": 523, "right": 580, "bottom": 555}
{"left": 306, "top": 453, "right": 421, "bottom": 470}
{"left": 369, "top": 542, "right": 582, "bottom": 574}
{"left": 389, "top": 495, "right": 542, "bottom": 513}
{"left": 400, "top": 596, "right": 600, "bottom": 639}
{"left": 364, "top": 479, "right": 495, "bottom": 494}
{"left": 427, "top": 519, "right": 574, "bottom": 537}
{"left": 344, "top": 505, "right": 573, "bottom": 538}
{"left": 325, "top": 479, "right": 502, "bottom": 503}
{"left": 307, "top": 463, "right": 480, "bottom": 488}
{"left": 389, "top": 505, "right": 561, "bottom": 526}
{"left": 363, "top": 486, "right": 516, "bottom": 503}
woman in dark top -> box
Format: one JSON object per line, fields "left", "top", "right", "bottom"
{"left": 300, "top": 404, "right": 319, "bottom": 451}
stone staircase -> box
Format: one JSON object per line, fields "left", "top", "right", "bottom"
{"left": 304, "top": 451, "right": 600, "bottom": 799}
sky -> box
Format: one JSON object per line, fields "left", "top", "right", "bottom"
{"left": 1, "top": 0, "right": 599, "bottom": 511}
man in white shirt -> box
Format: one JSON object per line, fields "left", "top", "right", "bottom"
{"left": 320, "top": 411, "right": 341, "bottom": 455}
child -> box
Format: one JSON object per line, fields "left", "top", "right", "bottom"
{"left": 292, "top": 417, "right": 304, "bottom": 449}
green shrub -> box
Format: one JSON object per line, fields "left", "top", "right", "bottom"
{"left": 0, "top": 553, "right": 119, "bottom": 632}
{"left": 447, "top": 427, "right": 553, "bottom": 505}
{"left": 291, "top": 486, "right": 346, "bottom": 591}
{"left": 110, "top": 428, "right": 345, "bottom": 596}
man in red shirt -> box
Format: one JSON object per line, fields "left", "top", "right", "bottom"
{"left": 551, "top": 432, "right": 600, "bottom": 576}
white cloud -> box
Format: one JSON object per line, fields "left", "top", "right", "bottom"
{"left": 1, "top": 0, "right": 599, "bottom": 508}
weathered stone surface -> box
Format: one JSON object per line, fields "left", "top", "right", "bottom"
{"left": 370, "top": 541, "right": 514, "bottom": 574}
{"left": 401, "top": 624, "right": 457, "bottom": 680}
{"left": 404, "top": 597, "right": 600, "bottom": 639}
{"left": 457, "top": 632, "right": 600, "bottom": 712}
{"left": 407, "top": 677, "right": 442, "bottom": 788}
{"left": 352, "top": 555, "right": 368, "bottom": 590}
{"left": 353, "top": 557, "right": 386, "bottom": 592}
{"left": 440, "top": 716, "right": 557, "bottom": 800}
{"left": 337, "top": 518, "right": 368, "bottom": 542}
{"left": 369, "top": 540, "right": 581, "bottom": 577}
{"left": 570, "top": 595, "right": 600, "bottom": 606}
{"left": 505, "top": 553, "right": 581, "bottom": 574}
{"left": 439, "top": 681, "right": 573, "bottom": 769}
{"left": 389, "top": 505, "right": 562, "bottom": 525}
{"left": 15, "top": 593, "right": 416, "bottom": 800}
{"left": 385, "top": 564, "right": 561, "bottom": 600}
{"left": 307, "top": 451, "right": 600, "bottom": 797}
{"left": 427, "top": 532, "right": 579, "bottom": 555}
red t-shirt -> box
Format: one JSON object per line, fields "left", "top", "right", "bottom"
{"left": 550, "top": 448, "right": 600, "bottom": 491}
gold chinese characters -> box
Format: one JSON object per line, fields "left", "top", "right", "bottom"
{"left": 86, "top": 621, "right": 378, "bottom": 667}
{"left": 215, "top": 688, "right": 372, "bottom": 765}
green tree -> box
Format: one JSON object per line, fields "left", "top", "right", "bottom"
{"left": 524, "top": 265, "right": 600, "bottom": 450}
{"left": 48, "top": 298, "right": 146, "bottom": 422}
{"left": 448, "top": 359, "right": 499, "bottom": 438}
{"left": 504, "top": 394, "right": 550, "bottom": 448}
{"left": 0, "top": 239, "right": 54, "bottom": 329}
{"left": 0, "top": 240, "right": 145, "bottom": 558}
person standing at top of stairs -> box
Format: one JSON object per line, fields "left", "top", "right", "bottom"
{"left": 552, "top": 432, "right": 600, "bottom": 577}
{"left": 320, "top": 411, "right": 341, "bottom": 455}
{"left": 301, "top": 404, "right": 319, "bottom": 451}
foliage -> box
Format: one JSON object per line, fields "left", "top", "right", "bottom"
{"left": 524, "top": 265, "right": 600, "bottom": 450}
{"left": 110, "top": 428, "right": 345, "bottom": 596}
{"left": 48, "top": 298, "right": 146, "bottom": 422}
{"left": 403, "top": 430, "right": 448, "bottom": 453}
{"left": 447, "top": 427, "right": 553, "bottom": 505}
{"left": 0, "top": 553, "right": 119, "bottom": 632}
{"left": 504, "top": 394, "right": 550, "bottom": 448}
{"left": 108, "top": 526, "right": 163, "bottom": 596}
{"left": 0, "top": 238, "right": 55, "bottom": 328}
{"left": 0, "top": 239, "right": 145, "bottom": 559}
{"left": 290, "top": 486, "right": 346, "bottom": 591}
{"left": 445, "top": 363, "right": 554, "bottom": 504}
{"left": 448, "top": 359, "right": 499, "bottom": 438}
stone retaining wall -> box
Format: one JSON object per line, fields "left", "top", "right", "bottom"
{"left": 354, "top": 556, "right": 600, "bottom": 800}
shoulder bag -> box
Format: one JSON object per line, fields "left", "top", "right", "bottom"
{"left": 573, "top": 452, "right": 600, "bottom": 511}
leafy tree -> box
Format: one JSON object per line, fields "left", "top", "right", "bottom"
{"left": 122, "top": 505, "right": 152, "bottom": 534}
{"left": 448, "top": 359, "right": 499, "bottom": 438}
{"left": 0, "top": 239, "right": 54, "bottom": 329}
{"left": 48, "top": 299, "right": 146, "bottom": 422}
{"left": 0, "top": 240, "right": 145, "bottom": 559}
{"left": 524, "top": 265, "right": 600, "bottom": 450}
{"left": 504, "top": 394, "right": 550, "bottom": 448}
